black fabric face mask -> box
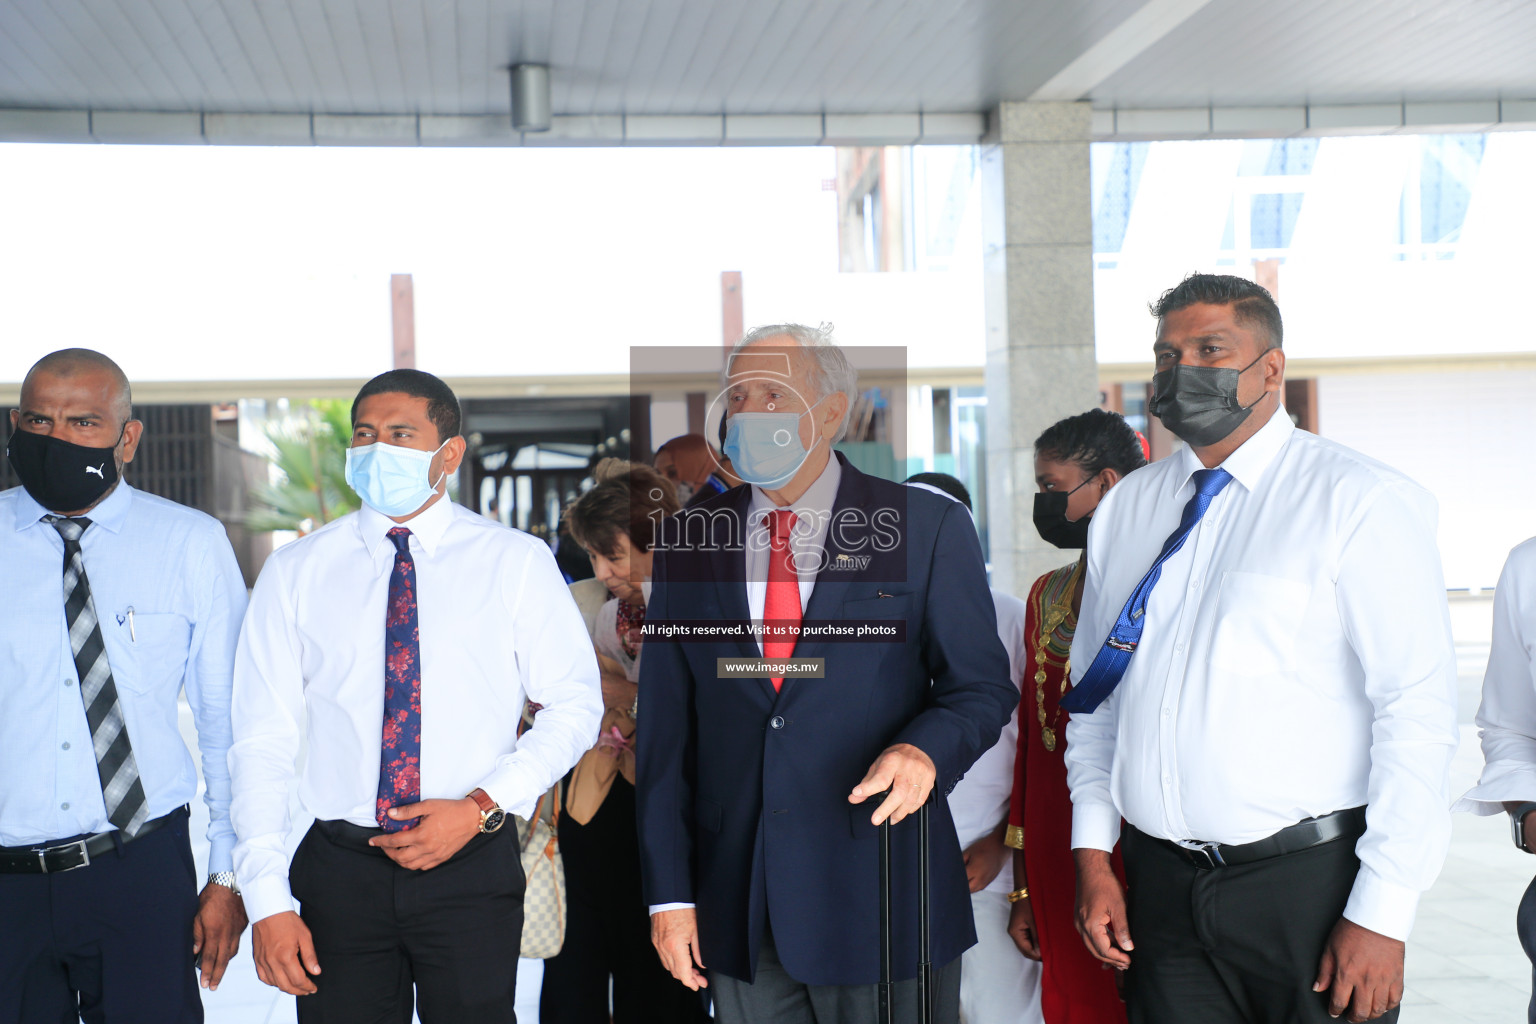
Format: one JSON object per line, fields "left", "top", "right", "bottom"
{"left": 1033, "top": 475, "right": 1097, "bottom": 550}
{"left": 6, "top": 427, "right": 122, "bottom": 513}
{"left": 1149, "top": 351, "right": 1269, "bottom": 448}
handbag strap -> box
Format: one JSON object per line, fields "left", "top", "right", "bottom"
{"left": 522, "top": 783, "right": 563, "bottom": 852}
{"left": 523, "top": 789, "right": 546, "bottom": 852}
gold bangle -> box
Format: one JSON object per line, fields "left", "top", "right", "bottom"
{"left": 1007, "top": 887, "right": 1029, "bottom": 903}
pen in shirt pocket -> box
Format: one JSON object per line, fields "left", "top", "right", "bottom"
{"left": 124, "top": 606, "right": 136, "bottom": 643}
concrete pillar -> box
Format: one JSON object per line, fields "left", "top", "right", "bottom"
{"left": 981, "top": 101, "right": 1100, "bottom": 598}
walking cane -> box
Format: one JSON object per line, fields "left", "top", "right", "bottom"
{"left": 878, "top": 793, "right": 933, "bottom": 1024}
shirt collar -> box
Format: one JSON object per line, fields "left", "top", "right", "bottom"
{"left": 11, "top": 479, "right": 135, "bottom": 535}
{"left": 748, "top": 451, "right": 843, "bottom": 527}
{"left": 356, "top": 493, "right": 455, "bottom": 566}
{"left": 1172, "top": 405, "right": 1295, "bottom": 495}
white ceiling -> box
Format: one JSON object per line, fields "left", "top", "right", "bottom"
{"left": 0, "top": 0, "right": 1533, "bottom": 144}
{"left": 1094, "top": 0, "right": 1536, "bottom": 109}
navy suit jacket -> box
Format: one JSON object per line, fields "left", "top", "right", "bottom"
{"left": 635, "top": 453, "right": 1016, "bottom": 985}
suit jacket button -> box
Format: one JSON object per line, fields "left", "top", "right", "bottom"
{"left": 770, "top": 716, "right": 785, "bottom": 730}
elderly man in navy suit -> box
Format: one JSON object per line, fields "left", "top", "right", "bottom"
{"left": 636, "top": 324, "right": 1016, "bottom": 1024}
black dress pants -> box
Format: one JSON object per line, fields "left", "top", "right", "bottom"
{"left": 0, "top": 808, "right": 201, "bottom": 1024}
{"left": 291, "top": 817, "right": 525, "bottom": 1024}
{"left": 539, "top": 776, "right": 709, "bottom": 1024}
{"left": 1121, "top": 822, "right": 1398, "bottom": 1024}
{"left": 1517, "top": 873, "right": 1536, "bottom": 1024}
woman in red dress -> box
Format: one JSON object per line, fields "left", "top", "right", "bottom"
{"left": 1006, "top": 410, "right": 1148, "bottom": 1024}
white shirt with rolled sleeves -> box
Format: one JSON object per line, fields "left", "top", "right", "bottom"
{"left": 229, "top": 495, "right": 603, "bottom": 925}
{"left": 1063, "top": 409, "right": 1458, "bottom": 942}
{"left": 1457, "top": 538, "right": 1536, "bottom": 814}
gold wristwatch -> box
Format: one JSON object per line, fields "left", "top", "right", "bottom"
{"left": 1007, "top": 887, "right": 1030, "bottom": 903}
{"left": 468, "top": 788, "right": 507, "bottom": 834}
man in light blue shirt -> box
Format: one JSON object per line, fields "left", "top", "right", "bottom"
{"left": 0, "top": 348, "right": 249, "bottom": 1023}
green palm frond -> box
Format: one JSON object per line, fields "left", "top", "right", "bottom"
{"left": 244, "top": 402, "right": 359, "bottom": 534}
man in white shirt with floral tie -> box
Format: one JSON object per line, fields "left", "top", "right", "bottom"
{"left": 229, "top": 369, "right": 602, "bottom": 1023}
{"left": 1063, "top": 274, "right": 1457, "bottom": 1024}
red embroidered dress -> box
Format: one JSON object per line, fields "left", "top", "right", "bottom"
{"left": 1006, "top": 562, "right": 1126, "bottom": 1024}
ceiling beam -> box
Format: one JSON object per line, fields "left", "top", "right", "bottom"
{"left": 0, "top": 108, "right": 986, "bottom": 147}
{"left": 3, "top": 100, "right": 1532, "bottom": 148}
{"left": 1028, "top": 0, "right": 1218, "bottom": 102}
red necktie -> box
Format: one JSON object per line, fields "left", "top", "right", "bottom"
{"left": 763, "top": 509, "right": 801, "bottom": 692}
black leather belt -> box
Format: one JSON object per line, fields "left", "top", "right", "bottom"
{"left": 1151, "top": 806, "right": 1367, "bottom": 869}
{"left": 313, "top": 818, "right": 390, "bottom": 854}
{"left": 312, "top": 817, "right": 501, "bottom": 860}
{"left": 0, "top": 806, "right": 185, "bottom": 875}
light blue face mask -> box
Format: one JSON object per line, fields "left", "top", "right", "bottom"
{"left": 345, "top": 440, "right": 449, "bottom": 518}
{"left": 723, "top": 402, "right": 823, "bottom": 487}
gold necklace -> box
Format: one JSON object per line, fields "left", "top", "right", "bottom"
{"left": 1033, "top": 566, "right": 1080, "bottom": 752}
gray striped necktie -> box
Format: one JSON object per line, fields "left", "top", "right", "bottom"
{"left": 45, "top": 515, "right": 149, "bottom": 837}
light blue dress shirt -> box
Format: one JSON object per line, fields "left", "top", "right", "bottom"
{"left": 0, "top": 481, "right": 247, "bottom": 872}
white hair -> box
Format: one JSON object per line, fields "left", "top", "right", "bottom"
{"left": 726, "top": 322, "right": 860, "bottom": 443}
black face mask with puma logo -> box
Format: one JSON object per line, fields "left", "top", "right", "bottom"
{"left": 5, "top": 427, "right": 122, "bottom": 513}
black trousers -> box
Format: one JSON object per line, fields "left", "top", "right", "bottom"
{"left": 0, "top": 807, "right": 202, "bottom": 1024}
{"left": 291, "top": 817, "right": 525, "bottom": 1024}
{"left": 1517, "top": 873, "right": 1536, "bottom": 1024}
{"left": 1122, "top": 822, "right": 1398, "bottom": 1024}
{"left": 539, "top": 776, "right": 709, "bottom": 1024}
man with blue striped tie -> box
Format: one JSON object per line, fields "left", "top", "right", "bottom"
{"left": 0, "top": 349, "right": 250, "bottom": 1022}
{"left": 1062, "top": 275, "right": 1457, "bottom": 1024}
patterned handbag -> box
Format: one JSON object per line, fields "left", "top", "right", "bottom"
{"left": 517, "top": 783, "right": 566, "bottom": 959}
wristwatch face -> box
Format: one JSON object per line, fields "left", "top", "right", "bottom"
{"left": 482, "top": 808, "right": 506, "bottom": 834}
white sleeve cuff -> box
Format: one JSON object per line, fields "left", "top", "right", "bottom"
{"left": 1454, "top": 762, "right": 1536, "bottom": 816}
{"left": 1070, "top": 800, "right": 1122, "bottom": 852}
{"left": 241, "top": 875, "right": 299, "bottom": 926}
{"left": 478, "top": 761, "right": 542, "bottom": 822}
{"left": 649, "top": 903, "right": 696, "bottom": 916}
{"left": 1342, "top": 864, "right": 1422, "bottom": 942}
{"left": 206, "top": 835, "right": 236, "bottom": 876}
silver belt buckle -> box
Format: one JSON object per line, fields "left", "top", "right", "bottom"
{"left": 38, "top": 839, "right": 91, "bottom": 874}
{"left": 1193, "top": 841, "right": 1225, "bottom": 869}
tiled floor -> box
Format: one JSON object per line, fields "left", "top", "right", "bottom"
{"left": 181, "top": 597, "right": 1530, "bottom": 1022}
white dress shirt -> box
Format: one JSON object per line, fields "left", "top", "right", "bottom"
{"left": 1457, "top": 538, "right": 1536, "bottom": 814}
{"left": 650, "top": 454, "right": 840, "bottom": 916}
{"left": 230, "top": 496, "right": 603, "bottom": 924}
{"left": 0, "top": 483, "right": 247, "bottom": 870}
{"left": 1064, "top": 409, "right": 1458, "bottom": 941}
{"left": 947, "top": 587, "right": 1027, "bottom": 895}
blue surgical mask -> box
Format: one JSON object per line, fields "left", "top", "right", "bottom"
{"left": 345, "top": 440, "right": 449, "bottom": 517}
{"left": 723, "top": 402, "right": 823, "bottom": 487}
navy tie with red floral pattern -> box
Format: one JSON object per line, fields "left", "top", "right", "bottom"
{"left": 377, "top": 526, "right": 422, "bottom": 831}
